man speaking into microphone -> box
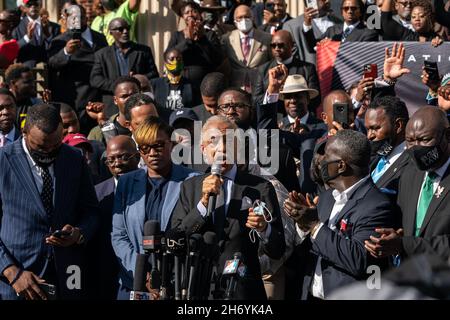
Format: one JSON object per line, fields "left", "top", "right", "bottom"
{"left": 171, "top": 115, "right": 285, "bottom": 300}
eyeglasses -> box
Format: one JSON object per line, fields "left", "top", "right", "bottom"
{"left": 397, "top": 1, "right": 412, "bottom": 7}
{"left": 342, "top": 6, "right": 359, "bottom": 11}
{"left": 270, "top": 43, "right": 286, "bottom": 49}
{"left": 110, "top": 26, "right": 130, "bottom": 33}
{"left": 104, "top": 153, "right": 138, "bottom": 166}
{"left": 218, "top": 103, "right": 250, "bottom": 113}
{"left": 138, "top": 142, "right": 167, "bottom": 155}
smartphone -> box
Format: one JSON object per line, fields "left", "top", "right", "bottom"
{"left": 265, "top": 2, "right": 275, "bottom": 13}
{"left": 72, "top": 30, "right": 82, "bottom": 40}
{"left": 424, "top": 61, "right": 440, "bottom": 81}
{"left": 363, "top": 64, "right": 378, "bottom": 79}
{"left": 305, "top": 0, "right": 319, "bottom": 10}
{"left": 52, "top": 230, "right": 71, "bottom": 238}
{"left": 333, "top": 103, "right": 350, "bottom": 128}
{"left": 39, "top": 283, "right": 57, "bottom": 300}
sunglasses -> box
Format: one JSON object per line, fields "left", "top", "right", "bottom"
{"left": 270, "top": 43, "right": 286, "bottom": 49}
{"left": 342, "top": 6, "right": 359, "bottom": 11}
{"left": 110, "top": 26, "right": 130, "bottom": 33}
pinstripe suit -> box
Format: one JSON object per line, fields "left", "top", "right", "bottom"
{"left": 0, "top": 139, "right": 99, "bottom": 300}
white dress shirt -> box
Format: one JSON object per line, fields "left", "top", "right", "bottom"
{"left": 21, "top": 138, "right": 55, "bottom": 203}
{"left": 302, "top": 15, "right": 336, "bottom": 35}
{"left": 287, "top": 113, "right": 309, "bottom": 125}
{"left": 23, "top": 16, "right": 41, "bottom": 43}
{"left": 310, "top": 176, "right": 370, "bottom": 299}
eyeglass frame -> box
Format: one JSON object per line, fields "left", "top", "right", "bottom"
{"left": 137, "top": 141, "right": 170, "bottom": 155}
{"left": 104, "top": 153, "right": 139, "bottom": 165}
{"left": 217, "top": 103, "right": 251, "bottom": 113}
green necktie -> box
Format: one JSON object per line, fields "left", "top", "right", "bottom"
{"left": 415, "top": 172, "right": 437, "bottom": 236}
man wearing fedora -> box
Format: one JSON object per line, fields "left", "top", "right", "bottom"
{"left": 253, "top": 30, "right": 320, "bottom": 110}
{"left": 258, "top": 66, "right": 327, "bottom": 195}
{"left": 200, "top": 0, "right": 235, "bottom": 38}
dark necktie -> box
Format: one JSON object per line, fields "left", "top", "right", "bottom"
{"left": 40, "top": 166, "right": 54, "bottom": 221}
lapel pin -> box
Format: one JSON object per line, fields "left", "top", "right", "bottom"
{"left": 435, "top": 186, "right": 444, "bottom": 199}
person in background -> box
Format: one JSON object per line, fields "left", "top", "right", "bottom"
{"left": 0, "top": 10, "right": 19, "bottom": 69}
{"left": 12, "top": 0, "right": 61, "bottom": 67}
{"left": 112, "top": 116, "right": 199, "bottom": 299}
{"left": 0, "top": 88, "right": 20, "bottom": 148}
{"left": 123, "top": 92, "right": 159, "bottom": 134}
{"left": 199, "top": 0, "right": 234, "bottom": 38}
{"left": 88, "top": 135, "right": 140, "bottom": 300}
{"left": 133, "top": 74, "right": 154, "bottom": 99}
{"left": 91, "top": 0, "right": 141, "bottom": 45}
{"left": 57, "top": 0, "right": 77, "bottom": 34}
{"left": 166, "top": 1, "right": 223, "bottom": 92}
{"left": 151, "top": 48, "right": 198, "bottom": 122}
{"left": 4, "top": 63, "right": 42, "bottom": 130}
{"left": 90, "top": 17, "right": 158, "bottom": 117}
{"left": 62, "top": 132, "right": 94, "bottom": 165}
{"left": 259, "top": 0, "right": 292, "bottom": 35}
{"left": 192, "top": 72, "right": 226, "bottom": 125}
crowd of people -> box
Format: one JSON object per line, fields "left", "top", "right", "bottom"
{"left": 0, "top": 0, "right": 449, "bottom": 301}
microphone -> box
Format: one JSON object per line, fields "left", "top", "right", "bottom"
{"left": 207, "top": 162, "right": 221, "bottom": 218}
{"left": 159, "top": 236, "right": 171, "bottom": 300}
{"left": 200, "top": 231, "right": 220, "bottom": 300}
{"left": 143, "top": 220, "right": 162, "bottom": 290}
{"left": 223, "top": 252, "right": 246, "bottom": 300}
{"left": 186, "top": 234, "right": 204, "bottom": 300}
{"left": 130, "top": 253, "right": 151, "bottom": 300}
{"left": 165, "top": 228, "right": 186, "bottom": 300}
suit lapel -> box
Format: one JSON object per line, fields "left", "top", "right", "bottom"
{"left": 53, "top": 150, "right": 70, "bottom": 226}
{"left": 230, "top": 31, "right": 244, "bottom": 63}
{"left": 248, "top": 31, "right": 262, "bottom": 65}
{"left": 131, "top": 170, "right": 147, "bottom": 240}
{"left": 161, "top": 165, "right": 187, "bottom": 231}
{"left": 7, "top": 140, "right": 47, "bottom": 221}
{"left": 419, "top": 166, "right": 450, "bottom": 235}
{"left": 127, "top": 45, "right": 139, "bottom": 73}
{"left": 107, "top": 46, "right": 120, "bottom": 78}
{"left": 376, "top": 152, "right": 409, "bottom": 188}
{"left": 404, "top": 167, "right": 426, "bottom": 236}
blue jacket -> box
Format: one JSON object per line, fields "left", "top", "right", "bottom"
{"left": 111, "top": 165, "right": 199, "bottom": 289}
{"left": 0, "top": 140, "right": 99, "bottom": 300}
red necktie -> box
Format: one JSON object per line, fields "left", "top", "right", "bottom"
{"left": 241, "top": 36, "right": 250, "bottom": 64}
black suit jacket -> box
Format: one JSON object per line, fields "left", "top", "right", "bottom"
{"left": 192, "top": 104, "right": 213, "bottom": 126}
{"left": 257, "top": 101, "right": 327, "bottom": 194}
{"left": 90, "top": 42, "right": 159, "bottom": 117}
{"left": 12, "top": 18, "right": 60, "bottom": 67}
{"left": 300, "top": 178, "right": 397, "bottom": 299}
{"left": 258, "top": 15, "right": 292, "bottom": 34}
{"left": 398, "top": 161, "right": 450, "bottom": 260}
{"left": 48, "top": 29, "right": 108, "bottom": 133}
{"left": 370, "top": 151, "right": 410, "bottom": 194}
{"left": 304, "top": 22, "right": 378, "bottom": 52}
{"left": 170, "top": 169, "right": 285, "bottom": 300}
{"left": 253, "top": 56, "right": 321, "bottom": 110}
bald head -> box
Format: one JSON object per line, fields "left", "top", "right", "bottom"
{"left": 271, "top": 30, "right": 293, "bottom": 61}
{"left": 406, "top": 106, "right": 450, "bottom": 170}
{"left": 322, "top": 90, "right": 354, "bottom": 131}
{"left": 234, "top": 4, "right": 252, "bottom": 20}
{"left": 109, "top": 17, "right": 128, "bottom": 31}
{"left": 106, "top": 135, "right": 139, "bottom": 177}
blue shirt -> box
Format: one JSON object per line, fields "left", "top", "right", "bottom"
{"left": 114, "top": 45, "right": 130, "bottom": 76}
{"left": 145, "top": 171, "right": 170, "bottom": 222}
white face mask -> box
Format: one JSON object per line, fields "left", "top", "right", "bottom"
{"left": 235, "top": 18, "right": 253, "bottom": 33}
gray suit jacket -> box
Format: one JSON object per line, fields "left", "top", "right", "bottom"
{"left": 283, "top": 14, "right": 341, "bottom": 65}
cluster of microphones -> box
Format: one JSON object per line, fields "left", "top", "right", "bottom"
{"left": 130, "top": 220, "right": 247, "bottom": 300}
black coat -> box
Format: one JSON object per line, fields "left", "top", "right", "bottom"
{"left": 12, "top": 17, "right": 60, "bottom": 67}
{"left": 48, "top": 29, "right": 108, "bottom": 133}
{"left": 170, "top": 169, "right": 286, "bottom": 300}
{"left": 90, "top": 42, "right": 159, "bottom": 117}
{"left": 300, "top": 178, "right": 397, "bottom": 299}
{"left": 398, "top": 161, "right": 450, "bottom": 260}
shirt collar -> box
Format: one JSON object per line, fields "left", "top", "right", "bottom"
{"left": 332, "top": 175, "right": 369, "bottom": 202}
{"left": 432, "top": 156, "right": 450, "bottom": 179}
{"left": 1, "top": 126, "right": 16, "bottom": 142}
{"left": 277, "top": 55, "right": 293, "bottom": 65}
{"left": 287, "top": 112, "right": 309, "bottom": 124}
{"left": 343, "top": 21, "right": 359, "bottom": 31}
{"left": 239, "top": 29, "right": 254, "bottom": 39}
{"left": 27, "top": 16, "right": 41, "bottom": 24}
{"left": 222, "top": 164, "right": 238, "bottom": 181}
{"left": 21, "top": 137, "right": 38, "bottom": 168}
{"left": 386, "top": 141, "right": 406, "bottom": 162}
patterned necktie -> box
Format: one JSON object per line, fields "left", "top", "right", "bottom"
{"left": 40, "top": 166, "right": 54, "bottom": 221}
{"left": 371, "top": 157, "right": 388, "bottom": 184}
{"left": 342, "top": 26, "right": 352, "bottom": 42}
{"left": 415, "top": 172, "right": 437, "bottom": 236}
{"left": 241, "top": 36, "right": 250, "bottom": 64}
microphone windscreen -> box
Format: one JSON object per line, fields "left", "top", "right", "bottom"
{"left": 144, "top": 220, "right": 161, "bottom": 236}
{"left": 189, "top": 233, "right": 204, "bottom": 253}
{"left": 211, "top": 162, "right": 221, "bottom": 175}
{"left": 133, "top": 254, "right": 148, "bottom": 291}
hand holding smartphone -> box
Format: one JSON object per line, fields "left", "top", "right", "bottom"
{"left": 363, "top": 64, "right": 378, "bottom": 79}
{"left": 423, "top": 61, "right": 440, "bottom": 81}
{"left": 333, "top": 102, "right": 350, "bottom": 129}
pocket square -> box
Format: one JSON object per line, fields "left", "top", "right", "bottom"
{"left": 240, "top": 196, "right": 253, "bottom": 211}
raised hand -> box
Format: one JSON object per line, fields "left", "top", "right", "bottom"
{"left": 383, "top": 43, "right": 410, "bottom": 82}
{"left": 267, "top": 64, "right": 289, "bottom": 94}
